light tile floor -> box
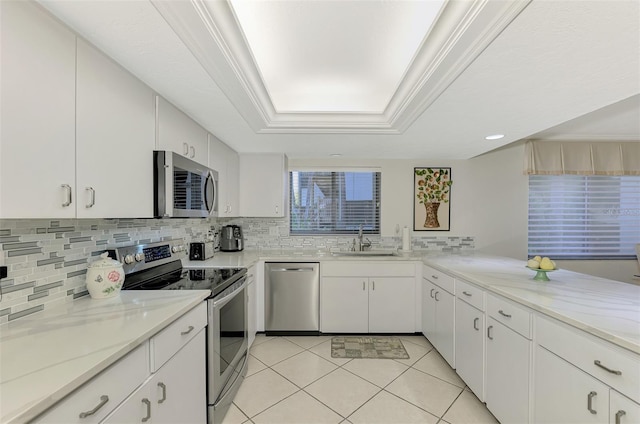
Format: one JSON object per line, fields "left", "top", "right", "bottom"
{"left": 222, "top": 334, "right": 499, "bottom": 424}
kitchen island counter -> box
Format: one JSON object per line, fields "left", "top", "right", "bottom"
{"left": 0, "top": 290, "right": 210, "bottom": 423}
{"left": 423, "top": 253, "right": 640, "bottom": 354}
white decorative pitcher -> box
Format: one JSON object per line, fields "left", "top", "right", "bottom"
{"left": 85, "top": 252, "right": 124, "bottom": 299}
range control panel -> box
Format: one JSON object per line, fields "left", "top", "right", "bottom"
{"left": 109, "top": 239, "right": 186, "bottom": 275}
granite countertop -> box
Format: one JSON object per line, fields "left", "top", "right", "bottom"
{"left": 424, "top": 253, "right": 640, "bottom": 354}
{"left": 0, "top": 290, "right": 210, "bottom": 423}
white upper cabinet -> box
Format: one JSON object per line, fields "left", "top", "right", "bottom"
{"left": 208, "top": 134, "right": 239, "bottom": 217}
{"left": 239, "top": 153, "right": 288, "bottom": 217}
{"left": 0, "top": 0, "right": 76, "bottom": 218}
{"left": 156, "top": 97, "right": 208, "bottom": 166}
{"left": 76, "top": 39, "right": 155, "bottom": 218}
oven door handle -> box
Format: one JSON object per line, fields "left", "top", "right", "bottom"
{"left": 212, "top": 278, "right": 247, "bottom": 309}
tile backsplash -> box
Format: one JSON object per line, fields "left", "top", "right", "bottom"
{"left": 0, "top": 218, "right": 214, "bottom": 324}
{"left": 0, "top": 216, "right": 473, "bottom": 323}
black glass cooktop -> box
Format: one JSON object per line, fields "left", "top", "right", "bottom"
{"left": 122, "top": 259, "right": 246, "bottom": 298}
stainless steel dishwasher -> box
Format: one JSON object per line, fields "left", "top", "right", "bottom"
{"left": 265, "top": 262, "right": 320, "bottom": 335}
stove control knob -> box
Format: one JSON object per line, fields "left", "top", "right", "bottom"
{"left": 123, "top": 254, "right": 135, "bottom": 264}
{"left": 134, "top": 253, "right": 145, "bottom": 262}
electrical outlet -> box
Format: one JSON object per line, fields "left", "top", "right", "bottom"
{"left": 0, "top": 266, "right": 7, "bottom": 280}
{"left": 269, "top": 227, "right": 279, "bottom": 236}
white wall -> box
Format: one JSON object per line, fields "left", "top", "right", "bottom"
{"left": 291, "top": 142, "right": 528, "bottom": 259}
{"left": 291, "top": 142, "right": 640, "bottom": 284}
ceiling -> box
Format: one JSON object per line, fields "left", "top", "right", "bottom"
{"left": 38, "top": 0, "right": 640, "bottom": 160}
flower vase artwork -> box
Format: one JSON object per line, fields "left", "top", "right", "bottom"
{"left": 414, "top": 168, "right": 452, "bottom": 230}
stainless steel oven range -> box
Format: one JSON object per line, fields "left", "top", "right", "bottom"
{"left": 113, "top": 239, "right": 248, "bottom": 424}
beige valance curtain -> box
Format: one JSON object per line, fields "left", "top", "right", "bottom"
{"left": 524, "top": 140, "right": 640, "bottom": 175}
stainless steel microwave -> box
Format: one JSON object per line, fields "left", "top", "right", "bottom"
{"left": 154, "top": 150, "right": 218, "bottom": 218}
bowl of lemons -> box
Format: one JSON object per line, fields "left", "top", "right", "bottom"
{"left": 526, "top": 255, "right": 558, "bottom": 281}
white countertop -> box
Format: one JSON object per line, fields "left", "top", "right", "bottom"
{"left": 0, "top": 290, "right": 210, "bottom": 424}
{"left": 424, "top": 253, "right": 640, "bottom": 354}
{"left": 181, "top": 249, "right": 424, "bottom": 269}
{"left": 185, "top": 250, "right": 639, "bottom": 354}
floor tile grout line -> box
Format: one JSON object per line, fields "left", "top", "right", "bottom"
{"left": 436, "top": 386, "right": 466, "bottom": 421}
{"left": 377, "top": 388, "right": 442, "bottom": 422}
{"left": 408, "top": 361, "right": 467, "bottom": 390}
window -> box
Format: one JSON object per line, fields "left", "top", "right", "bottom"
{"left": 290, "top": 171, "right": 381, "bottom": 235}
{"left": 528, "top": 175, "right": 640, "bottom": 258}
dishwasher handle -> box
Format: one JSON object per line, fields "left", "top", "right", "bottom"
{"left": 271, "top": 267, "right": 316, "bottom": 272}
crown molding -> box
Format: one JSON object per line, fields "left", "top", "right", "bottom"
{"left": 152, "top": 0, "right": 531, "bottom": 134}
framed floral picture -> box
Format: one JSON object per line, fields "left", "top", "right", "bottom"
{"left": 414, "top": 167, "right": 452, "bottom": 231}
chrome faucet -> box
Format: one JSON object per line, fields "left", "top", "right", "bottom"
{"left": 357, "top": 224, "right": 372, "bottom": 251}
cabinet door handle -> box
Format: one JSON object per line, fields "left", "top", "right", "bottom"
{"left": 61, "top": 184, "right": 72, "bottom": 207}
{"left": 487, "top": 325, "right": 494, "bottom": 340}
{"left": 78, "top": 395, "right": 109, "bottom": 418}
{"left": 587, "top": 391, "right": 597, "bottom": 414}
{"left": 372, "top": 281, "right": 375, "bottom": 290}
{"left": 85, "top": 187, "right": 95, "bottom": 208}
{"left": 498, "top": 310, "right": 511, "bottom": 318}
{"left": 594, "top": 360, "right": 622, "bottom": 375}
{"left": 434, "top": 291, "right": 440, "bottom": 301}
{"left": 157, "top": 382, "right": 167, "bottom": 404}
{"left": 616, "top": 410, "right": 626, "bottom": 424}
{"left": 189, "top": 146, "right": 195, "bottom": 158}
{"left": 363, "top": 281, "right": 366, "bottom": 290}
{"left": 463, "top": 291, "right": 472, "bottom": 297}
{"left": 275, "top": 205, "right": 279, "bottom": 214}
{"left": 473, "top": 317, "right": 480, "bottom": 331}
{"left": 181, "top": 325, "right": 194, "bottom": 335}
{"left": 142, "top": 398, "right": 151, "bottom": 422}
{"left": 183, "top": 142, "right": 189, "bottom": 155}
{"left": 431, "top": 275, "right": 438, "bottom": 280}
{"left": 430, "top": 288, "right": 435, "bottom": 298}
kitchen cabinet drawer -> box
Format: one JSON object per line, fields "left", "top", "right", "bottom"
{"left": 456, "top": 279, "right": 485, "bottom": 311}
{"left": 536, "top": 315, "right": 640, "bottom": 403}
{"left": 323, "top": 262, "right": 416, "bottom": 277}
{"left": 150, "top": 302, "right": 207, "bottom": 372}
{"left": 33, "top": 343, "right": 149, "bottom": 423}
{"left": 423, "top": 265, "right": 454, "bottom": 294}
{"left": 487, "top": 293, "right": 531, "bottom": 339}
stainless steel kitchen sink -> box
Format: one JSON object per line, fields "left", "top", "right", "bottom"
{"left": 331, "top": 250, "right": 399, "bottom": 257}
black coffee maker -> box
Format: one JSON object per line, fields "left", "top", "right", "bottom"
{"left": 220, "top": 225, "right": 244, "bottom": 251}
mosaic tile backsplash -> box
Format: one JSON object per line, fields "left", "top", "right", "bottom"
{"left": 0, "top": 216, "right": 473, "bottom": 323}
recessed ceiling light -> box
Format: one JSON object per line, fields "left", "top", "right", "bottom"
{"left": 485, "top": 134, "right": 505, "bottom": 140}
{"left": 330, "top": 153, "right": 342, "bottom": 157}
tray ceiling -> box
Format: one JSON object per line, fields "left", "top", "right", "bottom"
{"left": 37, "top": 0, "right": 640, "bottom": 159}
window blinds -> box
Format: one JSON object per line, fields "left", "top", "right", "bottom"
{"left": 289, "top": 171, "right": 381, "bottom": 235}
{"left": 528, "top": 175, "right": 640, "bottom": 258}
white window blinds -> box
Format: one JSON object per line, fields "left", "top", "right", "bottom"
{"left": 290, "top": 171, "right": 381, "bottom": 235}
{"left": 528, "top": 175, "right": 640, "bottom": 258}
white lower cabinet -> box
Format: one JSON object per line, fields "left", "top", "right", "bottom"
{"left": 321, "top": 263, "right": 416, "bottom": 333}
{"left": 321, "top": 262, "right": 417, "bottom": 333}
{"left": 454, "top": 298, "right": 485, "bottom": 400}
{"left": 611, "top": 390, "right": 640, "bottom": 424}
{"left": 422, "top": 278, "right": 455, "bottom": 367}
{"left": 534, "top": 345, "right": 609, "bottom": 423}
{"left": 485, "top": 317, "right": 531, "bottom": 424}
{"left": 103, "top": 330, "right": 206, "bottom": 424}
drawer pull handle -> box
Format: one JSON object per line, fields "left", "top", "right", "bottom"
{"left": 498, "top": 310, "right": 511, "bottom": 318}
{"left": 430, "top": 288, "right": 435, "bottom": 298}
{"left": 487, "top": 325, "right": 494, "bottom": 340}
{"left": 158, "top": 382, "right": 167, "bottom": 403}
{"left": 463, "top": 291, "right": 472, "bottom": 297}
{"left": 594, "top": 360, "right": 622, "bottom": 375}
{"left": 79, "top": 395, "right": 109, "bottom": 418}
{"left": 142, "top": 398, "right": 151, "bottom": 422}
{"left": 587, "top": 391, "right": 597, "bottom": 414}
{"left": 434, "top": 291, "right": 440, "bottom": 301}
{"left": 473, "top": 317, "right": 479, "bottom": 331}
{"left": 431, "top": 275, "right": 438, "bottom": 280}
{"left": 616, "top": 410, "right": 626, "bottom": 424}
{"left": 181, "top": 325, "right": 195, "bottom": 335}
